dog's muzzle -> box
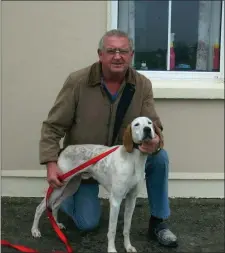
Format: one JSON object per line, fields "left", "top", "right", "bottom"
{"left": 142, "top": 127, "right": 152, "bottom": 141}
{"left": 133, "top": 127, "right": 153, "bottom": 149}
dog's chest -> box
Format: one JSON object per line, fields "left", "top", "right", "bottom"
{"left": 125, "top": 176, "right": 139, "bottom": 193}
{"left": 116, "top": 167, "right": 143, "bottom": 197}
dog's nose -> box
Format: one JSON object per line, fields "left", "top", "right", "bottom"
{"left": 143, "top": 126, "right": 152, "bottom": 140}
{"left": 143, "top": 127, "right": 151, "bottom": 133}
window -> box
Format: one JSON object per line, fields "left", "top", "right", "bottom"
{"left": 115, "top": 0, "right": 224, "bottom": 78}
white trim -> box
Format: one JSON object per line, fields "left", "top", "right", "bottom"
{"left": 149, "top": 77, "right": 224, "bottom": 99}
{"left": 219, "top": 0, "right": 224, "bottom": 79}
{"left": 167, "top": 0, "right": 172, "bottom": 70}
{"left": 1, "top": 171, "right": 224, "bottom": 198}
{"left": 153, "top": 86, "right": 224, "bottom": 99}
{"left": 107, "top": 0, "right": 118, "bottom": 31}
{"left": 1, "top": 170, "right": 48, "bottom": 178}
{"left": 1, "top": 170, "right": 224, "bottom": 180}
{"left": 139, "top": 70, "right": 223, "bottom": 80}
{"left": 108, "top": 0, "right": 225, "bottom": 99}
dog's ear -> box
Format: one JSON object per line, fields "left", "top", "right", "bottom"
{"left": 153, "top": 123, "right": 164, "bottom": 149}
{"left": 123, "top": 124, "right": 133, "bottom": 153}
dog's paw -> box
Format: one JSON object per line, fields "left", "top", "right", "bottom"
{"left": 125, "top": 245, "right": 137, "bottom": 252}
{"left": 107, "top": 247, "right": 117, "bottom": 253}
{"left": 108, "top": 249, "right": 117, "bottom": 253}
{"left": 31, "top": 228, "right": 41, "bottom": 238}
{"left": 57, "top": 223, "right": 66, "bottom": 229}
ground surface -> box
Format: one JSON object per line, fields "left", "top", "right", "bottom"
{"left": 1, "top": 197, "right": 224, "bottom": 252}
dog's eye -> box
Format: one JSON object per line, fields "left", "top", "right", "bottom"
{"left": 134, "top": 123, "right": 140, "bottom": 127}
{"left": 148, "top": 122, "right": 152, "bottom": 125}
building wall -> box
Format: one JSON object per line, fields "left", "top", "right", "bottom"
{"left": 1, "top": 1, "right": 107, "bottom": 171}
{"left": 1, "top": 2, "right": 224, "bottom": 197}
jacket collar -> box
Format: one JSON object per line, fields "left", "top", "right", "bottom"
{"left": 88, "top": 61, "right": 137, "bottom": 86}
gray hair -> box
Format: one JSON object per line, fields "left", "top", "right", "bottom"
{"left": 98, "top": 29, "right": 134, "bottom": 51}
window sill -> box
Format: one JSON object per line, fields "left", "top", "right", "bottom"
{"left": 150, "top": 78, "right": 224, "bottom": 100}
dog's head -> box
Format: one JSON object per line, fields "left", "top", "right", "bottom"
{"left": 123, "top": 117, "right": 156, "bottom": 153}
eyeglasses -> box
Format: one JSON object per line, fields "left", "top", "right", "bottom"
{"left": 104, "top": 48, "right": 131, "bottom": 55}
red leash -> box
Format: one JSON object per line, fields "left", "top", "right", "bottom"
{"left": 1, "top": 146, "right": 119, "bottom": 253}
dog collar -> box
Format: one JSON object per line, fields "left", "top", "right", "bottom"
{"left": 133, "top": 142, "right": 161, "bottom": 155}
{"left": 133, "top": 143, "right": 140, "bottom": 149}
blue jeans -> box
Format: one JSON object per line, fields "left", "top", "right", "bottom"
{"left": 60, "top": 149, "right": 170, "bottom": 231}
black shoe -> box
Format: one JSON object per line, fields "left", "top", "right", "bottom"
{"left": 148, "top": 218, "right": 178, "bottom": 248}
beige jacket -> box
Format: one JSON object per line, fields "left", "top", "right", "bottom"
{"left": 39, "top": 61, "right": 163, "bottom": 164}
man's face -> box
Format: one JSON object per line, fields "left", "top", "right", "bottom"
{"left": 98, "top": 36, "right": 134, "bottom": 74}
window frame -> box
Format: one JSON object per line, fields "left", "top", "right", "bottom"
{"left": 107, "top": 0, "right": 224, "bottom": 99}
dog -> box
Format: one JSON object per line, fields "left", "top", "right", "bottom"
{"left": 31, "top": 116, "right": 160, "bottom": 252}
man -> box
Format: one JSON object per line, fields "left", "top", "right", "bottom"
{"left": 39, "top": 29, "right": 178, "bottom": 247}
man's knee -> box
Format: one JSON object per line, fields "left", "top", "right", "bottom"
{"left": 60, "top": 183, "right": 101, "bottom": 232}
{"left": 145, "top": 149, "right": 169, "bottom": 177}
{"left": 154, "top": 149, "right": 169, "bottom": 164}
{"left": 74, "top": 214, "right": 100, "bottom": 231}
{"left": 147, "top": 148, "right": 169, "bottom": 165}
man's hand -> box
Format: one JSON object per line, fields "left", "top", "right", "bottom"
{"left": 138, "top": 134, "right": 160, "bottom": 154}
{"left": 47, "top": 162, "right": 64, "bottom": 188}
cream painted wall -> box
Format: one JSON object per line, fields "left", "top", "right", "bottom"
{"left": 155, "top": 99, "right": 224, "bottom": 173}
{"left": 1, "top": 2, "right": 224, "bottom": 175}
{"left": 1, "top": 1, "right": 107, "bottom": 171}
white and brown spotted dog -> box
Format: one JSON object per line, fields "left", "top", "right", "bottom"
{"left": 31, "top": 116, "right": 162, "bottom": 253}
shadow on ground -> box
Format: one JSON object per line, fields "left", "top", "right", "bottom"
{"left": 1, "top": 197, "right": 224, "bottom": 252}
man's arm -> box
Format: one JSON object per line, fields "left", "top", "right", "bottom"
{"left": 39, "top": 74, "right": 77, "bottom": 165}
{"left": 140, "top": 78, "right": 164, "bottom": 148}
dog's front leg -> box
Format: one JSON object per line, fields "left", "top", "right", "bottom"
{"left": 107, "top": 194, "right": 123, "bottom": 253}
{"left": 123, "top": 186, "right": 139, "bottom": 252}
